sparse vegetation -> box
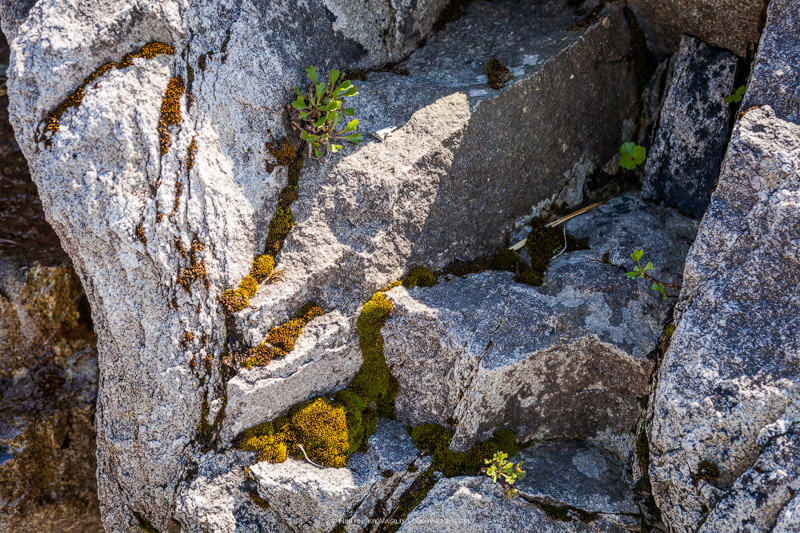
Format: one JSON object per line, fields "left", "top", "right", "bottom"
{"left": 725, "top": 85, "right": 746, "bottom": 104}
{"left": 483, "top": 451, "right": 526, "bottom": 498}
{"left": 619, "top": 142, "right": 646, "bottom": 170}
{"left": 290, "top": 67, "right": 363, "bottom": 158}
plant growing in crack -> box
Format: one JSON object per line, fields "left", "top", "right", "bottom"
{"left": 625, "top": 249, "right": 678, "bottom": 299}
{"left": 482, "top": 451, "right": 526, "bottom": 498}
{"left": 290, "top": 66, "right": 363, "bottom": 158}
{"left": 725, "top": 85, "right": 746, "bottom": 104}
{"left": 619, "top": 142, "right": 646, "bottom": 170}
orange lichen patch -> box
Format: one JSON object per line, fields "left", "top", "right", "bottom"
{"left": 176, "top": 237, "right": 209, "bottom": 292}
{"left": 135, "top": 222, "right": 147, "bottom": 244}
{"left": 175, "top": 237, "right": 188, "bottom": 259}
{"left": 180, "top": 331, "right": 194, "bottom": 347}
{"left": 265, "top": 137, "right": 296, "bottom": 173}
{"left": 239, "top": 302, "right": 323, "bottom": 368}
{"left": 41, "top": 42, "right": 174, "bottom": 139}
{"left": 186, "top": 137, "right": 197, "bottom": 172}
{"left": 250, "top": 254, "right": 275, "bottom": 283}
{"left": 159, "top": 76, "right": 185, "bottom": 155}
{"left": 156, "top": 212, "right": 165, "bottom": 223}
{"left": 248, "top": 492, "right": 270, "bottom": 509}
{"left": 173, "top": 181, "right": 183, "bottom": 212}
{"left": 118, "top": 42, "right": 175, "bottom": 68}
{"left": 220, "top": 288, "right": 250, "bottom": 315}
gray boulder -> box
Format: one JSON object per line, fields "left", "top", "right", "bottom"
{"left": 249, "top": 418, "right": 429, "bottom": 533}
{"left": 642, "top": 35, "right": 737, "bottom": 219}
{"left": 649, "top": 0, "right": 800, "bottom": 525}
{"left": 629, "top": 0, "right": 764, "bottom": 57}
{"left": 382, "top": 195, "right": 697, "bottom": 458}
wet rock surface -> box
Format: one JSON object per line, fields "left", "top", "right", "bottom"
{"left": 643, "top": 35, "right": 737, "bottom": 219}
{"left": 382, "top": 195, "right": 696, "bottom": 457}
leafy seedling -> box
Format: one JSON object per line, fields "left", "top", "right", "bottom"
{"left": 483, "top": 451, "right": 526, "bottom": 498}
{"left": 725, "top": 85, "right": 746, "bottom": 104}
{"left": 290, "top": 66, "right": 363, "bottom": 158}
{"left": 626, "top": 249, "right": 668, "bottom": 299}
{"left": 620, "top": 142, "right": 646, "bottom": 170}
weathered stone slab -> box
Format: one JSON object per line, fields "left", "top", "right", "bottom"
{"left": 397, "top": 475, "right": 633, "bottom": 533}
{"left": 382, "top": 195, "right": 696, "bottom": 458}
{"left": 250, "top": 418, "right": 428, "bottom": 533}
{"left": 642, "top": 35, "right": 737, "bottom": 219}
{"left": 629, "top": 0, "right": 764, "bottom": 57}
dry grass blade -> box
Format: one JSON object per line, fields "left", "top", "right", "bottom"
{"left": 510, "top": 200, "right": 607, "bottom": 251}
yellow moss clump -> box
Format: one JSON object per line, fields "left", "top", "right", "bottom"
{"left": 135, "top": 222, "right": 147, "bottom": 244}
{"left": 239, "top": 302, "right": 324, "bottom": 368}
{"left": 265, "top": 208, "right": 294, "bottom": 256}
{"left": 238, "top": 275, "right": 258, "bottom": 299}
{"left": 250, "top": 254, "right": 275, "bottom": 283}
{"left": 159, "top": 76, "right": 185, "bottom": 155}
{"left": 402, "top": 267, "right": 438, "bottom": 288}
{"left": 235, "top": 398, "right": 351, "bottom": 468}
{"left": 277, "top": 186, "right": 299, "bottom": 209}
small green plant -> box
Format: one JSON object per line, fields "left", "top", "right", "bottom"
{"left": 725, "top": 85, "right": 746, "bottom": 104}
{"left": 619, "top": 142, "right": 646, "bottom": 170}
{"left": 290, "top": 66, "right": 363, "bottom": 158}
{"left": 483, "top": 451, "right": 526, "bottom": 498}
{"left": 626, "top": 249, "right": 668, "bottom": 299}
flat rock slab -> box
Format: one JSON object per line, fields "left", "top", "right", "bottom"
{"left": 250, "top": 418, "right": 428, "bottom": 533}
{"left": 643, "top": 35, "right": 737, "bottom": 219}
{"left": 397, "top": 476, "right": 634, "bottom": 533}
{"left": 382, "top": 195, "right": 696, "bottom": 457}
{"left": 515, "top": 441, "right": 639, "bottom": 520}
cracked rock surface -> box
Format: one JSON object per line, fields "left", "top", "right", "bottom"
{"left": 649, "top": 0, "right": 800, "bottom": 530}
{"left": 382, "top": 195, "right": 696, "bottom": 457}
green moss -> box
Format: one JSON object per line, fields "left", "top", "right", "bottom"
{"left": 692, "top": 460, "right": 721, "bottom": 485}
{"left": 351, "top": 292, "right": 398, "bottom": 416}
{"left": 265, "top": 207, "right": 294, "bottom": 256}
{"left": 514, "top": 270, "right": 544, "bottom": 286}
{"left": 277, "top": 186, "right": 299, "bottom": 209}
{"left": 236, "top": 287, "right": 397, "bottom": 469}
{"left": 250, "top": 254, "right": 276, "bottom": 283}
{"left": 402, "top": 267, "right": 438, "bottom": 288}
{"left": 238, "top": 275, "right": 258, "bottom": 299}
{"left": 525, "top": 219, "right": 564, "bottom": 272}
{"left": 410, "top": 423, "right": 520, "bottom": 477}
{"left": 486, "top": 57, "right": 512, "bottom": 90}
{"left": 266, "top": 138, "right": 297, "bottom": 174}
{"left": 636, "top": 423, "right": 650, "bottom": 472}
{"left": 661, "top": 321, "right": 676, "bottom": 354}
{"left": 533, "top": 501, "right": 599, "bottom": 523}
{"left": 491, "top": 249, "right": 523, "bottom": 272}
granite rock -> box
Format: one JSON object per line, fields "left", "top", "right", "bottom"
{"left": 643, "top": 35, "right": 737, "bottom": 219}
{"left": 382, "top": 195, "right": 697, "bottom": 458}
{"left": 249, "top": 418, "right": 428, "bottom": 533}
